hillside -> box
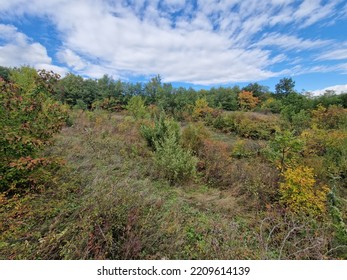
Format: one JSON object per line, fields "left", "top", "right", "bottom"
{"left": 0, "top": 67, "right": 346, "bottom": 259}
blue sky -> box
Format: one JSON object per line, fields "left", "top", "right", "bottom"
{"left": 0, "top": 0, "right": 347, "bottom": 94}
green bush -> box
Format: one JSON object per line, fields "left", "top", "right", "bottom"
{"left": 126, "top": 95, "right": 148, "bottom": 119}
{"left": 211, "top": 113, "right": 235, "bottom": 133}
{"left": 140, "top": 115, "right": 180, "bottom": 150}
{"left": 74, "top": 99, "right": 88, "bottom": 110}
{"left": 231, "top": 139, "right": 265, "bottom": 158}
{"left": 154, "top": 131, "right": 197, "bottom": 184}
{"left": 212, "top": 112, "right": 279, "bottom": 140}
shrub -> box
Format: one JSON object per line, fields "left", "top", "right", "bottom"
{"left": 231, "top": 139, "right": 265, "bottom": 159}
{"left": 300, "top": 128, "right": 347, "bottom": 180}
{"left": 192, "top": 98, "right": 213, "bottom": 121}
{"left": 0, "top": 68, "right": 68, "bottom": 193}
{"left": 198, "top": 139, "right": 232, "bottom": 187}
{"left": 291, "top": 109, "right": 311, "bottom": 133}
{"left": 311, "top": 105, "right": 347, "bottom": 130}
{"left": 213, "top": 112, "right": 279, "bottom": 140}
{"left": 181, "top": 122, "right": 210, "bottom": 155}
{"left": 140, "top": 115, "right": 180, "bottom": 150}
{"left": 260, "top": 97, "right": 282, "bottom": 114}
{"left": 279, "top": 166, "right": 329, "bottom": 216}
{"left": 126, "top": 95, "right": 147, "bottom": 119}
{"left": 153, "top": 132, "right": 197, "bottom": 184}
{"left": 258, "top": 209, "right": 335, "bottom": 259}
{"left": 211, "top": 113, "right": 235, "bottom": 133}
{"left": 74, "top": 99, "right": 88, "bottom": 110}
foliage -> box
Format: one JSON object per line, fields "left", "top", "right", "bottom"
{"left": 153, "top": 131, "right": 197, "bottom": 184}
{"left": 212, "top": 112, "right": 279, "bottom": 140}
{"left": 231, "top": 139, "right": 265, "bottom": 159}
{"left": 267, "top": 130, "right": 304, "bottom": 172}
{"left": 238, "top": 90, "right": 259, "bottom": 111}
{"left": 10, "top": 66, "right": 38, "bottom": 92}
{"left": 140, "top": 115, "right": 180, "bottom": 150}
{"left": 192, "top": 98, "right": 213, "bottom": 120}
{"left": 55, "top": 73, "right": 85, "bottom": 106}
{"left": 279, "top": 166, "right": 329, "bottom": 216}
{"left": 92, "top": 97, "right": 123, "bottom": 111}
{"left": 327, "top": 188, "right": 347, "bottom": 257}
{"left": 260, "top": 97, "right": 282, "bottom": 114}
{"left": 74, "top": 99, "right": 88, "bottom": 110}
{"left": 258, "top": 210, "right": 337, "bottom": 259}
{"left": 212, "top": 87, "right": 239, "bottom": 110}
{"left": 290, "top": 109, "right": 311, "bottom": 133}
{"left": 275, "top": 77, "right": 295, "bottom": 96}
{"left": 1, "top": 66, "right": 347, "bottom": 260}
{"left": 242, "top": 82, "right": 270, "bottom": 98}
{"left": 0, "top": 66, "right": 11, "bottom": 81}
{"left": 280, "top": 92, "right": 312, "bottom": 124}
{"left": 181, "top": 122, "right": 211, "bottom": 155}
{"left": 312, "top": 91, "right": 347, "bottom": 108}
{"left": 126, "top": 95, "right": 148, "bottom": 119}
{"left": 300, "top": 128, "right": 347, "bottom": 180}
{"left": 198, "top": 139, "right": 232, "bottom": 187}
{"left": 0, "top": 67, "right": 68, "bottom": 193}
{"left": 311, "top": 105, "right": 347, "bottom": 129}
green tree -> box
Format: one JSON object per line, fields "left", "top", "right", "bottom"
{"left": 0, "top": 66, "right": 11, "bottom": 81}
{"left": 126, "top": 95, "right": 147, "bottom": 119}
{"left": 280, "top": 92, "right": 312, "bottom": 123}
{"left": 56, "top": 73, "right": 84, "bottom": 106}
{"left": 10, "top": 66, "right": 38, "bottom": 92}
{"left": 82, "top": 78, "right": 100, "bottom": 108}
{"left": 213, "top": 87, "right": 239, "bottom": 111}
{"left": 268, "top": 130, "right": 304, "bottom": 172}
{"left": 97, "top": 74, "right": 114, "bottom": 99}
{"left": 154, "top": 130, "right": 197, "bottom": 184}
{"left": 144, "top": 75, "right": 162, "bottom": 104}
{"left": 242, "top": 82, "right": 270, "bottom": 99}
{"left": 275, "top": 77, "right": 296, "bottom": 96}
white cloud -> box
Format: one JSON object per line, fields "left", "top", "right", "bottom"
{"left": 0, "top": 23, "right": 67, "bottom": 74}
{"left": 36, "top": 63, "right": 68, "bottom": 76}
{"left": 254, "top": 33, "right": 331, "bottom": 50}
{"left": 0, "top": 24, "right": 51, "bottom": 66}
{"left": 317, "top": 47, "right": 347, "bottom": 61}
{"left": 310, "top": 84, "right": 347, "bottom": 96}
{"left": 0, "top": 0, "right": 345, "bottom": 84}
{"left": 57, "top": 49, "right": 87, "bottom": 71}
{"left": 293, "top": 0, "right": 340, "bottom": 28}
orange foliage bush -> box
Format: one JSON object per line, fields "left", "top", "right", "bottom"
{"left": 238, "top": 91, "right": 259, "bottom": 111}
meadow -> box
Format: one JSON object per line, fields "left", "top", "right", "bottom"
{"left": 1, "top": 66, "right": 346, "bottom": 259}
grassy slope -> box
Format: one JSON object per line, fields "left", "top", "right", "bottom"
{"left": 1, "top": 110, "right": 341, "bottom": 259}
{"left": 1, "top": 110, "right": 260, "bottom": 259}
